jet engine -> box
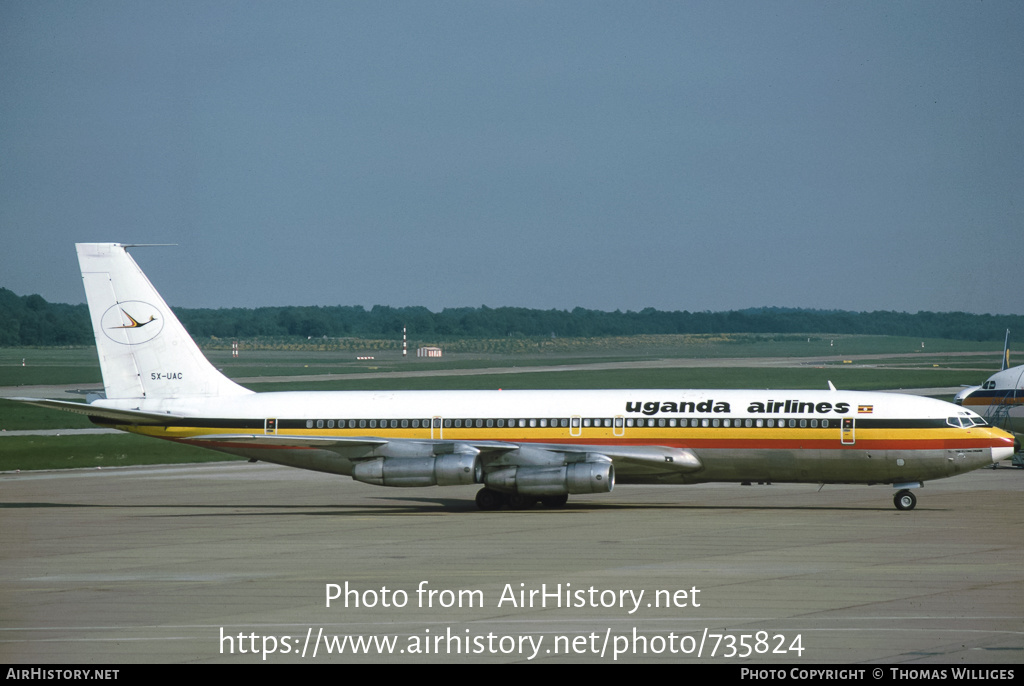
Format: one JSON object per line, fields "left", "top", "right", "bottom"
{"left": 484, "top": 458, "right": 614, "bottom": 496}
{"left": 352, "top": 453, "right": 482, "bottom": 488}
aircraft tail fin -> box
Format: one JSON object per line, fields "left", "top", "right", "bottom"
{"left": 77, "top": 243, "right": 253, "bottom": 400}
{"left": 1001, "top": 329, "right": 1010, "bottom": 371}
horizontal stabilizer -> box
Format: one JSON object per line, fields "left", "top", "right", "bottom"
{"left": 8, "top": 397, "right": 184, "bottom": 425}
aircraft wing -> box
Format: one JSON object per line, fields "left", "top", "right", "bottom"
{"left": 184, "top": 434, "right": 390, "bottom": 449}
{"left": 179, "top": 433, "right": 702, "bottom": 477}
{"left": 8, "top": 395, "right": 705, "bottom": 480}
{"left": 180, "top": 433, "right": 520, "bottom": 461}
{"left": 183, "top": 433, "right": 518, "bottom": 449}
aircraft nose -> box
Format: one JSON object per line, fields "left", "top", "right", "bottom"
{"left": 987, "top": 427, "right": 1018, "bottom": 463}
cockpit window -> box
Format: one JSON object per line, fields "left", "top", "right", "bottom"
{"left": 947, "top": 415, "right": 986, "bottom": 428}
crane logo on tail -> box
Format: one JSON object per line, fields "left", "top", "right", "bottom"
{"left": 100, "top": 301, "right": 164, "bottom": 344}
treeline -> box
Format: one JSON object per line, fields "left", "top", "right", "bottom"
{"left": 1, "top": 287, "right": 1021, "bottom": 346}
{"left": 0, "top": 289, "right": 91, "bottom": 346}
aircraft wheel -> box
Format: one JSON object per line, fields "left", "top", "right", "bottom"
{"left": 475, "top": 488, "right": 505, "bottom": 511}
{"left": 506, "top": 493, "right": 536, "bottom": 510}
{"left": 539, "top": 494, "right": 569, "bottom": 508}
{"left": 893, "top": 489, "right": 917, "bottom": 511}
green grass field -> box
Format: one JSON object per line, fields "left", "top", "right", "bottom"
{"left": 0, "top": 334, "right": 1005, "bottom": 471}
{"left": 0, "top": 334, "right": 1002, "bottom": 383}
{"left": 244, "top": 366, "right": 979, "bottom": 393}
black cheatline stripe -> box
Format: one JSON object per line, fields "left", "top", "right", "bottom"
{"left": 138, "top": 416, "right": 954, "bottom": 432}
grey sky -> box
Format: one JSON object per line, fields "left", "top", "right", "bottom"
{"left": 2, "top": 1, "right": 1022, "bottom": 315}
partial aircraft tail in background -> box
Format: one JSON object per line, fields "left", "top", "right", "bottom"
{"left": 1001, "top": 329, "right": 1010, "bottom": 371}
{"left": 77, "top": 243, "right": 253, "bottom": 400}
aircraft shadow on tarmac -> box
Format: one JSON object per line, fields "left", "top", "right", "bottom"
{"left": 1, "top": 497, "right": 936, "bottom": 514}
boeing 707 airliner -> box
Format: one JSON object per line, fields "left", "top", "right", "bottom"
{"left": 13, "top": 244, "right": 1017, "bottom": 511}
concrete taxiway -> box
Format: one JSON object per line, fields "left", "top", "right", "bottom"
{"left": 2, "top": 462, "right": 1022, "bottom": 664}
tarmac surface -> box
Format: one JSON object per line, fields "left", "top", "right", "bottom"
{"left": 2, "top": 461, "right": 1022, "bottom": 664}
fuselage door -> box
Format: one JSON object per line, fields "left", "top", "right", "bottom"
{"left": 432, "top": 416, "right": 442, "bottom": 440}
{"left": 264, "top": 418, "right": 277, "bottom": 435}
{"left": 614, "top": 416, "right": 625, "bottom": 437}
{"left": 841, "top": 417, "right": 855, "bottom": 445}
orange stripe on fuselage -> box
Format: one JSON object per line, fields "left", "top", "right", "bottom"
{"left": 130, "top": 424, "right": 1013, "bottom": 453}
{"left": 960, "top": 396, "right": 1024, "bottom": 406}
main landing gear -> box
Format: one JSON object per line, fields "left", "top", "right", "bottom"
{"left": 475, "top": 488, "right": 569, "bottom": 511}
{"left": 893, "top": 489, "right": 917, "bottom": 511}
